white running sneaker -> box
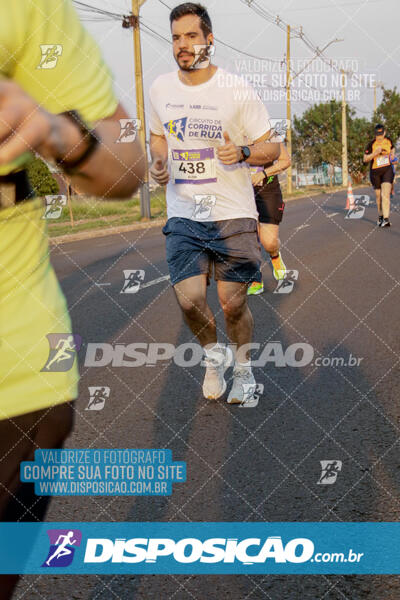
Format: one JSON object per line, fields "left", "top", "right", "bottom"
{"left": 227, "top": 366, "right": 256, "bottom": 405}
{"left": 202, "top": 345, "right": 233, "bottom": 400}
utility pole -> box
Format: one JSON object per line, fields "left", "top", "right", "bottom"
{"left": 341, "top": 69, "right": 348, "bottom": 188}
{"left": 131, "top": 0, "right": 150, "bottom": 219}
{"left": 373, "top": 80, "right": 384, "bottom": 115}
{"left": 286, "top": 24, "right": 292, "bottom": 194}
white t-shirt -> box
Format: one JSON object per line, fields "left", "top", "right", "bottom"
{"left": 149, "top": 67, "right": 271, "bottom": 221}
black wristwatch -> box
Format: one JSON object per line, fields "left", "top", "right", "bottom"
{"left": 238, "top": 145, "right": 251, "bottom": 163}
{"left": 56, "top": 110, "right": 101, "bottom": 175}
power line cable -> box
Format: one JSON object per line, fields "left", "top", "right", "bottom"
{"left": 157, "top": 0, "right": 282, "bottom": 63}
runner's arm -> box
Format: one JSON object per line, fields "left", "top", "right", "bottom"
{"left": 150, "top": 132, "right": 169, "bottom": 164}
{"left": 251, "top": 143, "right": 290, "bottom": 186}
{"left": 363, "top": 148, "right": 381, "bottom": 163}
{"left": 57, "top": 103, "right": 146, "bottom": 198}
{"left": 0, "top": 81, "right": 145, "bottom": 198}
{"left": 245, "top": 130, "right": 280, "bottom": 166}
{"left": 217, "top": 130, "right": 280, "bottom": 166}
{"left": 263, "top": 143, "right": 291, "bottom": 176}
{"left": 237, "top": 81, "right": 279, "bottom": 165}
{"left": 363, "top": 140, "right": 375, "bottom": 164}
{"left": 149, "top": 132, "right": 170, "bottom": 185}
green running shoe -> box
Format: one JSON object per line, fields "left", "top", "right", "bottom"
{"left": 271, "top": 252, "right": 287, "bottom": 281}
{"left": 247, "top": 281, "right": 264, "bottom": 296}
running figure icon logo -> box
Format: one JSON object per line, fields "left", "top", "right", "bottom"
{"left": 121, "top": 270, "right": 145, "bottom": 294}
{"left": 317, "top": 460, "right": 342, "bottom": 485}
{"left": 41, "top": 334, "right": 82, "bottom": 372}
{"left": 37, "top": 45, "right": 63, "bottom": 69}
{"left": 42, "top": 530, "right": 82, "bottom": 568}
{"left": 345, "top": 205, "right": 365, "bottom": 220}
{"left": 355, "top": 194, "right": 370, "bottom": 207}
{"left": 86, "top": 386, "right": 110, "bottom": 411}
{"left": 117, "top": 119, "right": 141, "bottom": 143}
{"left": 193, "top": 195, "right": 216, "bottom": 220}
{"left": 43, "top": 195, "right": 67, "bottom": 220}
{"left": 269, "top": 119, "right": 290, "bottom": 143}
{"left": 191, "top": 44, "right": 216, "bottom": 70}
{"left": 239, "top": 383, "right": 264, "bottom": 408}
{"left": 274, "top": 270, "right": 299, "bottom": 294}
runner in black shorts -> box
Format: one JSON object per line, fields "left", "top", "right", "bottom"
{"left": 364, "top": 124, "right": 395, "bottom": 228}
{"left": 248, "top": 142, "right": 291, "bottom": 295}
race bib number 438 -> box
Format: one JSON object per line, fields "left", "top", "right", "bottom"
{"left": 171, "top": 148, "right": 217, "bottom": 184}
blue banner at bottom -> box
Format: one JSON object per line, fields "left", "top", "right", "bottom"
{"left": 1, "top": 522, "right": 399, "bottom": 575}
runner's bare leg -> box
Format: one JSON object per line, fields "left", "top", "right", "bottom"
{"left": 259, "top": 223, "right": 280, "bottom": 257}
{"left": 217, "top": 281, "right": 253, "bottom": 361}
{"left": 173, "top": 274, "right": 217, "bottom": 347}
{"left": 375, "top": 188, "right": 382, "bottom": 216}
{"left": 380, "top": 182, "right": 391, "bottom": 219}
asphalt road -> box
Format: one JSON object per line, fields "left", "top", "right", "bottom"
{"left": 16, "top": 186, "right": 400, "bottom": 600}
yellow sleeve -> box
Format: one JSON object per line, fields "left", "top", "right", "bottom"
{"left": 1, "top": 0, "right": 118, "bottom": 123}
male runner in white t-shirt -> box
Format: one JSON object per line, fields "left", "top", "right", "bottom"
{"left": 149, "top": 2, "right": 279, "bottom": 404}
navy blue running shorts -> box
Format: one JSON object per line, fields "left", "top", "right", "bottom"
{"left": 162, "top": 217, "right": 262, "bottom": 286}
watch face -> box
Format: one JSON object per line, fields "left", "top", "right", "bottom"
{"left": 243, "top": 146, "right": 251, "bottom": 159}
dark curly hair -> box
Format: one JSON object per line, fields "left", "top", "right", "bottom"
{"left": 170, "top": 3, "right": 213, "bottom": 38}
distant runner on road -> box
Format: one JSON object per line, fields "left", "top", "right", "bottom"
{"left": 364, "top": 124, "right": 395, "bottom": 228}
{"left": 248, "top": 142, "right": 291, "bottom": 296}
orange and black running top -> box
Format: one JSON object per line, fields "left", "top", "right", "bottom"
{"left": 365, "top": 137, "right": 394, "bottom": 170}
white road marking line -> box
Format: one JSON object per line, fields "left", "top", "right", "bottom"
{"left": 294, "top": 224, "right": 310, "bottom": 232}
{"left": 141, "top": 275, "right": 171, "bottom": 289}
{"left": 94, "top": 275, "right": 170, "bottom": 290}
{"left": 327, "top": 212, "right": 339, "bottom": 217}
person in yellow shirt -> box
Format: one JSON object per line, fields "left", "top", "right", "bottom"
{"left": 0, "top": 2, "right": 145, "bottom": 597}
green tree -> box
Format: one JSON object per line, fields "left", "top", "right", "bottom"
{"left": 348, "top": 116, "right": 372, "bottom": 181}
{"left": 27, "top": 156, "right": 59, "bottom": 196}
{"left": 292, "top": 100, "right": 343, "bottom": 170}
{"left": 375, "top": 87, "right": 400, "bottom": 144}
{"left": 293, "top": 101, "right": 372, "bottom": 182}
